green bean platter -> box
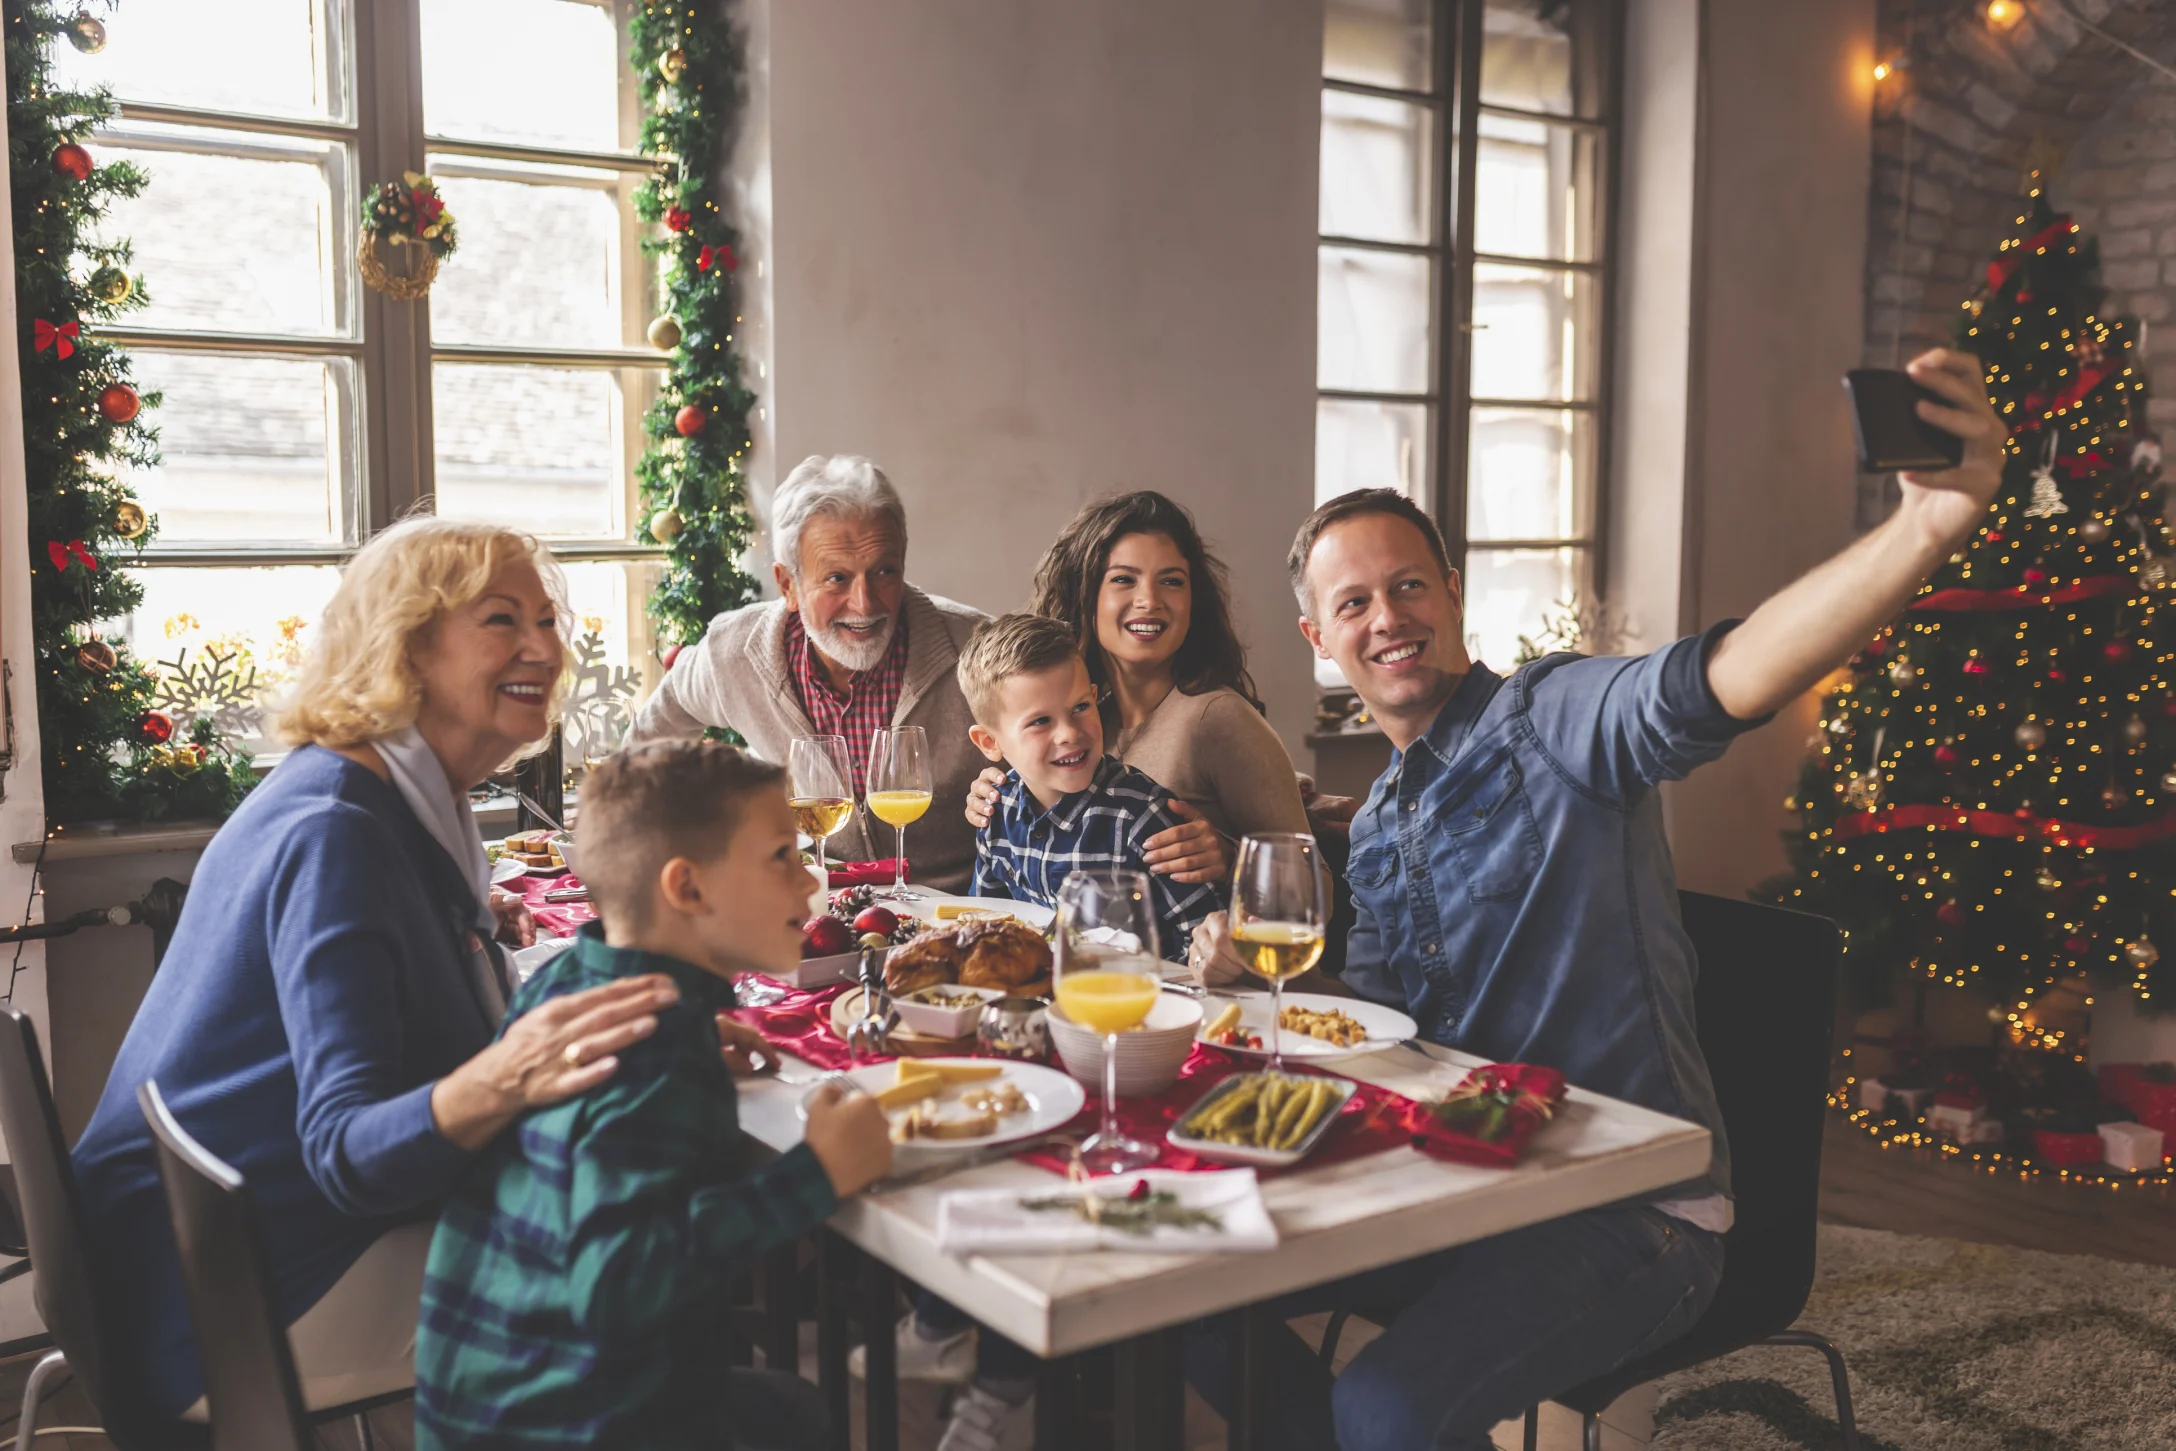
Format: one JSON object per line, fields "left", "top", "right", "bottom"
{"left": 1167, "top": 1071, "right": 1358, "bottom": 1167}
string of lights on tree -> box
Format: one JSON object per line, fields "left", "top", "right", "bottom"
{"left": 6, "top": 0, "right": 249, "bottom": 824}
{"left": 626, "top": 2, "right": 759, "bottom": 659}
{"left": 1763, "top": 184, "right": 2175, "bottom": 1032}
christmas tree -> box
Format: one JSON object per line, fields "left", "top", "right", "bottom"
{"left": 1767, "top": 186, "right": 2176, "bottom": 1027}
{"left": 7, "top": 0, "right": 249, "bottom": 823}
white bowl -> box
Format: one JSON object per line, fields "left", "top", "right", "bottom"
{"left": 1049, "top": 992, "right": 1202, "bottom": 1097}
{"left": 892, "top": 984, "right": 1005, "bottom": 1039}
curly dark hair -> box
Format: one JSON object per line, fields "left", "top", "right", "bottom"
{"left": 1028, "top": 491, "right": 1263, "bottom": 713}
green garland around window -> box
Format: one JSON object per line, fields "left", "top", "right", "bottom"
{"left": 5, "top": 0, "right": 250, "bottom": 825}
{"left": 627, "top": 3, "right": 760, "bottom": 656}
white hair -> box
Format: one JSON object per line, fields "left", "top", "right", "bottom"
{"left": 768, "top": 454, "right": 907, "bottom": 580}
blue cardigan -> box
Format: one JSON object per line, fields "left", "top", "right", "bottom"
{"left": 72, "top": 746, "right": 500, "bottom": 1417}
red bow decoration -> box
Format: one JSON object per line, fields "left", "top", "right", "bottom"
{"left": 664, "top": 206, "right": 692, "bottom": 233}
{"left": 1986, "top": 216, "right": 2075, "bottom": 295}
{"left": 46, "top": 539, "right": 96, "bottom": 573}
{"left": 32, "top": 319, "right": 78, "bottom": 360}
{"left": 698, "top": 242, "right": 737, "bottom": 273}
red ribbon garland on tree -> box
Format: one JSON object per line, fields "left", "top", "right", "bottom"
{"left": 46, "top": 539, "right": 96, "bottom": 572}
{"left": 32, "top": 318, "right": 78, "bottom": 359}
{"left": 1910, "top": 574, "right": 2133, "bottom": 613}
{"left": 1986, "top": 216, "right": 2076, "bottom": 295}
{"left": 1831, "top": 802, "right": 2176, "bottom": 851}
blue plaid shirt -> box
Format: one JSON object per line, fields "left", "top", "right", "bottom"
{"left": 973, "top": 757, "right": 1223, "bottom": 963}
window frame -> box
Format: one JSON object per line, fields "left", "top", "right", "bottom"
{"left": 1317, "top": 0, "right": 1625, "bottom": 657}
{"left": 90, "top": 0, "right": 670, "bottom": 576}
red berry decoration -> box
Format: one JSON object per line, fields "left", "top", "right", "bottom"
{"left": 51, "top": 143, "right": 91, "bottom": 181}
{"left": 1936, "top": 900, "right": 1966, "bottom": 928}
{"left": 98, "top": 382, "right": 139, "bottom": 423}
{"left": 2103, "top": 640, "right": 2134, "bottom": 664}
{"left": 136, "top": 710, "right": 174, "bottom": 745}
{"left": 674, "top": 404, "right": 707, "bottom": 437}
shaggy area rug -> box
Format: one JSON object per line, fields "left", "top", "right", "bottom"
{"left": 1650, "top": 1224, "right": 2176, "bottom": 1451}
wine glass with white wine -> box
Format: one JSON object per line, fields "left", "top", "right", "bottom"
{"left": 1231, "top": 833, "right": 1329, "bottom": 1074}
{"left": 865, "top": 725, "right": 932, "bottom": 902}
{"left": 787, "top": 734, "right": 855, "bottom": 880}
{"left": 1054, "top": 868, "right": 1163, "bottom": 1174}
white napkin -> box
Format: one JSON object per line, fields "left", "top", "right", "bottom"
{"left": 937, "top": 1169, "right": 1279, "bottom": 1256}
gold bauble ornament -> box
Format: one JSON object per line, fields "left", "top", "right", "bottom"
{"left": 1887, "top": 658, "right": 1916, "bottom": 686}
{"left": 648, "top": 507, "right": 684, "bottom": 544}
{"left": 2034, "top": 865, "right": 2061, "bottom": 892}
{"left": 89, "top": 264, "right": 132, "bottom": 305}
{"left": 2014, "top": 719, "right": 2047, "bottom": 751}
{"left": 2078, "top": 516, "right": 2112, "bottom": 545}
{"left": 113, "top": 500, "right": 146, "bottom": 539}
{"left": 2125, "top": 712, "right": 2151, "bottom": 745}
{"left": 75, "top": 639, "right": 115, "bottom": 675}
{"left": 646, "top": 314, "right": 682, "bottom": 350}
{"left": 2161, "top": 768, "right": 2176, "bottom": 796}
{"left": 657, "top": 47, "right": 688, "bottom": 83}
{"left": 65, "top": 9, "right": 106, "bottom": 52}
{"left": 2127, "top": 935, "right": 2161, "bottom": 969}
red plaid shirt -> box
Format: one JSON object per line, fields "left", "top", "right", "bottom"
{"left": 784, "top": 609, "right": 910, "bottom": 793}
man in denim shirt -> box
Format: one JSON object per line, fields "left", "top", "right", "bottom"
{"left": 1185, "top": 348, "right": 2004, "bottom": 1451}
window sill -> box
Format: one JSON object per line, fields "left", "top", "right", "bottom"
{"left": 15, "top": 820, "right": 224, "bottom": 864}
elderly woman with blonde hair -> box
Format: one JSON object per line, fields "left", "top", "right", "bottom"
{"left": 73, "top": 517, "right": 682, "bottom": 1427}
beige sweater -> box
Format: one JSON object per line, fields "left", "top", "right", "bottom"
{"left": 626, "top": 587, "right": 989, "bottom": 892}
{"left": 1112, "top": 686, "right": 1309, "bottom": 843}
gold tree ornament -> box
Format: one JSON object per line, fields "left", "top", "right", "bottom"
{"left": 76, "top": 639, "right": 116, "bottom": 674}
{"left": 64, "top": 9, "right": 105, "bottom": 52}
{"left": 112, "top": 500, "right": 146, "bottom": 538}
{"left": 89, "top": 264, "right": 131, "bottom": 305}
{"left": 657, "top": 47, "right": 688, "bottom": 83}
{"left": 648, "top": 507, "right": 684, "bottom": 544}
{"left": 646, "top": 314, "right": 682, "bottom": 350}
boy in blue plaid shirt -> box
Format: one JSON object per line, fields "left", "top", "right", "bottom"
{"left": 417, "top": 741, "right": 893, "bottom": 1450}
{"left": 961, "top": 613, "right": 1222, "bottom": 960}
{"left": 852, "top": 615, "right": 1222, "bottom": 1451}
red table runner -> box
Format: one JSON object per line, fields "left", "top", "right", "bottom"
{"left": 512, "top": 870, "right": 597, "bottom": 939}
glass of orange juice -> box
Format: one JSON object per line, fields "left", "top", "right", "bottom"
{"left": 1055, "top": 868, "right": 1162, "bottom": 1173}
{"left": 866, "top": 726, "right": 933, "bottom": 902}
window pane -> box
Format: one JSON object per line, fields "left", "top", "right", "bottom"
{"left": 422, "top": 0, "right": 624, "bottom": 153}
{"left": 1466, "top": 406, "right": 1592, "bottom": 542}
{"left": 432, "top": 365, "right": 658, "bottom": 538}
{"left": 1462, "top": 547, "right": 1581, "bottom": 667}
{"left": 1319, "top": 246, "right": 1432, "bottom": 394}
{"left": 1320, "top": 91, "right": 1433, "bottom": 245}
{"left": 1481, "top": 0, "right": 1574, "bottom": 115}
{"left": 52, "top": 0, "right": 347, "bottom": 123}
{"left": 1325, "top": 0, "right": 1433, "bottom": 92}
{"left": 124, "top": 564, "right": 345, "bottom": 748}
{"left": 1473, "top": 115, "right": 1600, "bottom": 262}
{"left": 93, "top": 127, "right": 353, "bottom": 338}
{"left": 560, "top": 559, "right": 660, "bottom": 767}
{"left": 1470, "top": 262, "right": 1598, "bottom": 402}
{"left": 1317, "top": 398, "right": 1430, "bottom": 508}
{"left": 125, "top": 352, "right": 355, "bottom": 545}
{"left": 428, "top": 165, "right": 634, "bottom": 349}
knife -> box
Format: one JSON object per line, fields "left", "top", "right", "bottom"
{"left": 864, "top": 1134, "right": 1078, "bottom": 1195}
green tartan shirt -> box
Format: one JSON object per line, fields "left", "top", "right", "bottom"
{"left": 416, "top": 925, "right": 836, "bottom": 1450}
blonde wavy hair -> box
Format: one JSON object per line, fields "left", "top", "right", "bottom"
{"left": 270, "top": 516, "right": 571, "bottom": 749}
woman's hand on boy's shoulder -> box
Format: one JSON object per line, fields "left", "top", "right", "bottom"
{"left": 1142, "top": 801, "right": 1227, "bottom": 884}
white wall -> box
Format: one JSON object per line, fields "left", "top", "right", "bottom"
{"left": 756, "top": 0, "right": 1325, "bottom": 751}
{"left": 1610, "top": 0, "right": 1878, "bottom": 899}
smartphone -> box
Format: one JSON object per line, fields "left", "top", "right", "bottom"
{"left": 1844, "top": 368, "right": 1963, "bottom": 473}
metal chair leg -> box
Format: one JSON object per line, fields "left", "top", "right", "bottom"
{"left": 1317, "top": 1309, "right": 1351, "bottom": 1367}
{"left": 1522, "top": 1404, "right": 1538, "bottom": 1451}
{"left": 17, "top": 1349, "right": 68, "bottom": 1451}
{"left": 1583, "top": 1410, "right": 1604, "bottom": 1451}
{"left": 353, "top": 1409, "right": 376, "bottom": 1451}
{"left": 1763, "top": 1330, "right": 1860, "bottom": 1451}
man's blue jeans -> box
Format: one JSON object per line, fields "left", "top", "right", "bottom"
{"left": 1186, "top": 1205, "right": 1724, "bottom": 1451}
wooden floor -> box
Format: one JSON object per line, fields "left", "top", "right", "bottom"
{"left": 0, "top": 1113, "right": 2167, "bottom": 1451}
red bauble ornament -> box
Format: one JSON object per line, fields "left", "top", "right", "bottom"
{"left": 2063, "top": 934, "right": 2090, "bottom": 957}
{"left": 2022, "top": 567, "right": 2047, "bottom": 586}
{"left": 1985, "top": 530, "right": 2005, "bottom": 544}
{"left": 2103, "top": 640, "right": 2134, "bottom": 664}
{"left": 674, "top": 404, "right": 706, "bottom": 437}
{"left": 1962, "top": 658, "right": 1989, "bottom": 674}
{"left": 662, "top": 642, "right": 684, "bottom": 671}
{"left": 1934, "top": 743, "right": 1960, "bottom": 767}
{"left": 664, "top": 206, "right": 692, "bottom": 233}
{"left": 1936, "top": 900, "right": 1967, "bottom": 928}
{"left": 52, "top": 143, "right": 91, "bottom": 181}
{"left": 136, "top": 710, "right": 173, "bottom": 745}
{"left": 98, "top": 382, "right": 139, "bottom": 423}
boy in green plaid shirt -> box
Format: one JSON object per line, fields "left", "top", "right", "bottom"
{"left": 417, "top": 741, "right": 892, "bottom": 1450}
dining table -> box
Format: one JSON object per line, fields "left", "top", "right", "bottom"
{"left": 732, "top": 1021, "right": 1712, "bottom": 1451}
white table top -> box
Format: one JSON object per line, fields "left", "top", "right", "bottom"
{"left": 739, "top": 1036, "right": 1712, "bottom": 1357}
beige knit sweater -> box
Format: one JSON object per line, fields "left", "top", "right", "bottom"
{"left": 1111, "top": 686, "right": 1309, "bottom": 844}
{"left": 626, "top": 587, "right": 989, "bottom": 892}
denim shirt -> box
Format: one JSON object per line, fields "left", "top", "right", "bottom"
{"left": 1342, "top": 624, "right": 1760, "bottom": 1204}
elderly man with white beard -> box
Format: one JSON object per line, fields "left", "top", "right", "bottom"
{"left": 627, "top": 454, "right": 990, "bottom": 890}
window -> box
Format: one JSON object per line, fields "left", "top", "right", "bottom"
{"left": 1316, "top": 0, "right": 1619, "bottom": 680}
{"left": 64, "top": 0, "right": 663, "bottom": 761}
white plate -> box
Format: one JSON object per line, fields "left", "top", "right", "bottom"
{"left": 489, "top": 857, "right": 528, "bottom": 886}
{"left": 822, "top": 1058, "right": 1085, "bottom": 1156}
{"left": 915, "top": 895, "right": 1056, "bottom": 930}
{"left": 1196, "top": 991, "right": 1416, "bottom": 1062}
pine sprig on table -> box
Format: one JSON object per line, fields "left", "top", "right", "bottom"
{"left": 1018, "top": 1189, "right": 1225, "bottom": 1237}
{"left": 625, "top": 3, "right": 760, "bottom": 651}
{"left": 6, "top": 0, "right": 251, "bottom": 824}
